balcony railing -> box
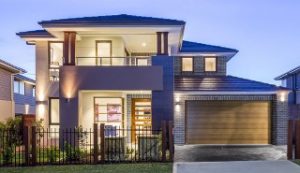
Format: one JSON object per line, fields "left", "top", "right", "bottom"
{"left": 76, "top": 57, "right": 151, "bottom": 66}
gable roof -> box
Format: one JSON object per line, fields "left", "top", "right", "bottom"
{"left": 175, "top": 75, "right": 285, "bottom": 92}
{"left": 275, "top": 65, "right": 300, "bottom": 80}
{"left": 16, "top": 30, "right": 54, "bottom": 38}
{"left": 0, "top": 58, "right": 26, "bottom": 73}
{"left": 39, "top": 14, "right": 186, "bottom": 27}
{"left": 14, "top": 74, "right": 35, "bottom": 85}
{"left": 180, "top": 40, "right": 238, "bottom": 53}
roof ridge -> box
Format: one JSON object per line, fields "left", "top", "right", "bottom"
{"left": 227, "top": 75, "right": 277, "bottom": 87}
{"left": 183, "top": 40, "right": 239, "bottom": 52}
{"left": 39, "top": 14, "right": 186, "bottom": 25}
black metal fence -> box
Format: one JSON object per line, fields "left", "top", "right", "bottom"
{"left": 0, "top": 121, "right": 173, "bottom": 167}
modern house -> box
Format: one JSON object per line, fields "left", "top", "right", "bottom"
{"left": 14, "top": 74, "right": 36, "bottom": 116}
{"left": 0, "top": 58, "right": 35, "bottom": 122}
{"left": 275, "top": 66, "right": 300, "bottom": 118}
{"left": 17, "top": 14, "right": 288, "bottom": 145}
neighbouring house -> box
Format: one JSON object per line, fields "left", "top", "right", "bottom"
{"left": 17, "top": 14, "right": 289, "bottom": 145}
{"left": 14, "top": 74, "right": 36, "bottom": 116}
{"left": 275, "top": 66, "right": 300, "bottom": 119}
{"left": 0, "top": 58, "right": 34, "bottom": 122}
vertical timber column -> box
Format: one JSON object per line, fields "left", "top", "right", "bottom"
{"left": 163, "top": 32, "right": 169, "bottom": 55}
{"left": 151, "top": 56, "right": 174, "bottom": 130}
{"left": 63, "top": 32, "right": 76, "bottom": 65}
{"left": 157, "top": 32, "right": 162, "bottom": 55}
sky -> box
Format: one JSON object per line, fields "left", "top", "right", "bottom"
{"left": 0, "top": 0, "right": 300, "bottom": 84}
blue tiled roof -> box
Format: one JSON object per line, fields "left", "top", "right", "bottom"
{"left": 275, "top": 65, "right": 300, "bottom": 80}
{"left": 15, "top": 74, "right": 35, "bottom": 84}
{"left": 180, "top": 40, "right": 238, "bottom": 53}
{"left": 16, "top": 30, "right": 54, "bottom": 38}
{"left": 175, "top": 75, "right": 285, "bottom": 92}
{"left": 39, "top": 14, "right": 186, "bottom": 27}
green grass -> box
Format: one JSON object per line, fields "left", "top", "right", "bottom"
{"left": 293, "top": 160, "right": 300, "bottom": 165}
{"left": 0, "top": 163, "right": 172, "bottom": 173}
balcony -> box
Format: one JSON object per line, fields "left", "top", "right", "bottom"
{"left": 76, "top": 57, "right": 151, "bottom": 66}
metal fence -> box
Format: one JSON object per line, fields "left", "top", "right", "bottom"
{"left": 0, "top": 121, "right": 173, "bottom": 167}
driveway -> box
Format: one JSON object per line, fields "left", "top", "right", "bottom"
{"left": 173, "top": 161, "right": 300, "bottom": 173}
{"left": 175, "top": 145, "right": 287, "bottom": 162}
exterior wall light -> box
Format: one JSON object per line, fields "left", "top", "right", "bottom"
{"left": 65, "top": 98, "right": 71, "bottom": 103}
{"left": 175, "top": 103, "right": 180, "bottom": 112}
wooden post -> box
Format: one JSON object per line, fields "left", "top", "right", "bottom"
{"left": 157, "top": 32, "right": 162, "bottom": 55}
{"left": 295, "top": 120, "right": 300, "bottom": 159}
{"left": 168, "top": 121, "right": 174, "bottom": 161}
{"left": 63, "top": 32, "right": 70, "bottom": 65}
{"left": 163, "top": 32, "right": 169, "bottom": 55}
{"left": 100, "top": 124, "right": 105, "bottom": 163}
{"left": 93, "top": 123, "right": 98, "bottom": 164}
{"left": 24, "top": 126, "right": 30, "bottom": 166}
{"left": 31, "top": 126, "right": 37, "bottom": 166}
{"left": 161, "top": 121, "right": 167, "bottom": 161}
{"left": 287, "top": 120, "right": 294, "bottom": 159}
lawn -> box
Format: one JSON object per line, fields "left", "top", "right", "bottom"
{"left": 0, "top": 163, "right": 172, "bottom": 173}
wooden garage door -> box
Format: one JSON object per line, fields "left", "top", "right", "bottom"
{"left": 186, "top": 101, "right": 270, "bottom": 144}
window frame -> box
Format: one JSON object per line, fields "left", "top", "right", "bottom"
{"left": 14, "top": 80, "right": 25, "bottom": 95}
{"left": 48, "top": 41, "right": 64, "bottom": 82}
{"left": 204, "top": 57, "right": 217, "bottom": 72}
{"left": 181, "top": 57, "right": 194, "bottom": 72}
{"left": 49, "top": 97, "right": 60, "bottom": 125}
{"left": 95, "top": 40, "right": 112, "bottom": 65}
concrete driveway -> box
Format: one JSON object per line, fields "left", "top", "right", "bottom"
{"left": 173, "top": 161, "right": 300, "bottom": 173}
{"left": 175, "top": 145, "right": 287, "bottom": 162}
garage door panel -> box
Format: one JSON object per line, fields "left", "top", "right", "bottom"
{"left": 186, "top": 101, "right": 270, "bottom": 144}
{"left": 186, "top": 129, "right": 269, "bottom": 135}
{"left": 187, "top": 139, "right": 269, "bottom": 145}
{"left": 187, "top": 123, "right": 269, "bottom": 129}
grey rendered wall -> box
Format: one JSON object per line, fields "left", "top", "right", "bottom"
{"left": 59, "top": 66, "right": 163, "bottom": 128}
{"left": 174, "top": 94, "right": 288, "bottom": 145}
{"left": 151, "top": 56, "right": 174, "bottom": 130}
{"left": 174, "top": 56, "right": 227, "bottom": 76}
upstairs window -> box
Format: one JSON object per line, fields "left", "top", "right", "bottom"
{"left": 49, "top": 42, "right": 63, "bottom": 81}
{"left": 32, "top": 87, "right": 35, "bottom": 97}
{"left": 14, "top": 80, "right": 25, "bottom": 95}
{"left": 204, "top": 57, "right": 217, "bottom": 72}
{"left": 181, "top": 57, "right": 193, "bottom": 72}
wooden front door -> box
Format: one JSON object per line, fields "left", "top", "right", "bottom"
{"left": 131, "top": 98, "right": 152, "bottom": 143}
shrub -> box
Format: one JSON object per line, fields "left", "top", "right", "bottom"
{"left": 2, "top": 144, "right": 14, "bottom": 165}
{"left": 64, "top": 142, "right": 81, "bottom": 161}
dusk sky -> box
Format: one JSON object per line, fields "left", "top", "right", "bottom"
{"left": 0, "top": 0, "right": 299, "bottom": 84}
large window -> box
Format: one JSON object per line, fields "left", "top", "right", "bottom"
{"left": 49, "top": 98, "right": 60, "bottom": 125}
{"left": 14, "top": 80, "right": 24, "bottom": 95}
{"left": 49, "top": 42, "right": 63, "bottom": 81}
{"left": 204, "top": 57, "right": 217, "bottom": 72}
{"left": 181, "top": 57, "right": 193, "bottom": 72}
{"left": 94, "top": 97, "right": 123, "bottom": 127}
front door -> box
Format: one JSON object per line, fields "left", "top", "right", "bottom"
{"left": 131, "top": 98, "right": 152, "bottom": 143}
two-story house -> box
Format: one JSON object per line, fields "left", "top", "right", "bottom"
{"left": 14, "top": 74, "right": 36, "bottom": 116}
{"left": 0, "top": 58, "right": 35, "bottom": 122}
{"left": 17, "top": 14, "right": 288, "bottom": 145}
{"left": 275, "top": 66, "right": 300, "bottom": 118}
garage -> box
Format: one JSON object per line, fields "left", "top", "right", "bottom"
{"left": 186, "top": 100, "right": 271, "bottom": 144}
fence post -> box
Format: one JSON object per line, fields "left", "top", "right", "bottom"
{"left": 168, "top": 121, "right": 174, "bottom": 161}
{"left": 31, "top": 126, "right": 37, "bottom": 166}
{"left": 100, "top": 123, "right": 105, "bottom": 163}
{"left": 295, "top": 120, "right": 300, "bottom": 159}
{"left": 93, "top": 123, "right": 98, "bottom": 164}
{"left": 161, "top": 121, "right": 167, "bottom": 162}
{"left": 287, "top": 120, "right": 294, "bottom": 159}
{"left": 24, "top": 126, "right": 30, "bottom": 166}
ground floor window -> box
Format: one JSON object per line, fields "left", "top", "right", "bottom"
{"left": 94, "top": 97, "right": 124, "bottom": 127}
{"left": 49, "top": 98, "right": 60, "bottom": 130}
